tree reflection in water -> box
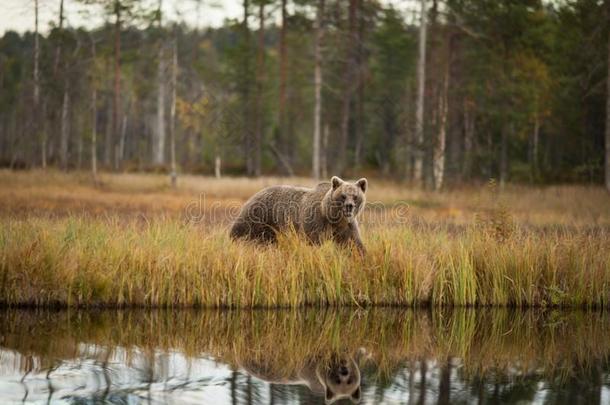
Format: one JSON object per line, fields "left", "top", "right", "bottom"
{"left": 0, "top": 308, "right": 609, "bottom": 404}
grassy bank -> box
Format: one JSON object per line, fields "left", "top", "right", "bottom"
{"left": 0, "top": 170, "right": 609, "bottom": 308}
{"left": 1, "top": 217, "right": 608, "bottom": 308}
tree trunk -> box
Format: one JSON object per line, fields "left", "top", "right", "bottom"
{"left": 404, "top": 80, "right": 414, "bottom": 179}
{"left": 169, "top": 36, "right": 178, "bottom": 188}
{"left": 433, "top": 34, "right": 450, "bottom": 191}
{"left": 530, "top": 111, "right": 540, "bottom": 180}
{"left": 77, "top": 125, "right": 83, "bottom": 169}
{"left": 354, "top": 0, "right": 365, "bottom": 168}
{"left": 243, "top": 0, "right": 254, "bottom": 176}
{"left": 113, "top": 1, "right": 122, "bottom": 172}
{"left": 277, "top": 0, "right": 289, "bottom": 174}
{"left": 252, "top": 1, "right": 265, "bottom": 177}
{"left": 312, "top": 0, "right": 324, "bottom": 179}
{"left": 34, "top": 0, "right": 43, "bottom": 169}
{"left": 414, "top": 0, "right": 427, "bottom": 186}
{"left": 92, "top": 86, "right": 98, "bottom": 182}
{"left": 154, "top": 1, "right": 166, "bottom": 166}
{"left": 605, "top": 4, "right": 610, "bottom": 192}
{"left": 462, "top": 97, "right": 474, "bottom": 180}
{"left": 60, "top": 83, "right": 70, "bottom": 170}
{"left": 53, "top": 0, "right": 64, "bottom": 76}
{"left": 337, "top": 0, "right": 358, "bottom": 175}
{"left": 42, "top": 100, "right": 47, "bottom": 170}
{"left": 154, "top": 46, "right": 166, "bottom": 165}
{"left": 119, "top": 112, "right": 127, "bottom": 164}
{"left": 322, "top": 123, "right": 329, "bottom": 178}
{"left": 500, "top": 123, "right": 509, "bottom": 189}
{"left": 104, "top": 103, "right": 112, "bottom": 167}
{"left": 215, "top": 154, "right": 221, "bottom": 179}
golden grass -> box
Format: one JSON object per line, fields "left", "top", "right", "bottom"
{"left": 1, "top": 217, "right": 608, "bottom": 308}
{"left": 2, "top": 308, "right": 610, "bottom": 381}
{"left": 2, "top": 169, "right": 609, "bottom": 227}
{"left": 0, "top": 170, "right": 609, "bottom": 308}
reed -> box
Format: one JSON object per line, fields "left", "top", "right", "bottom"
{"left": 1, "top": 216, "right": 608, "bottom": 308}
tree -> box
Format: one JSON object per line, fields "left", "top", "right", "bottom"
{"left": 606, "top": 0, "right": 610, "bottom": 192}
{"left": 56, "top": 0, "right": 69, "bottom": 171}
{"left": 369, "top": 7, "right": 414, "bottom": 175}
{"left": 1, "top": 0, "right": 609, "bottom": 185}
{"left": 251, "top": 0, "right": 267, "bottom": 177}
{"left": 60, "top": 78, "right": 70, "bottom": 170}
{"left": 90, "top": 34, "right": 99, "bottom": 182}
{"left": 154, "top": 0, "right": 166, "bottom": 166}
{"left": 312, "top": 0, "right": 324, "bottom": 179}
{"left": 169, "top": 34, "right": 178, "bottom": 187}
{"left": 112, "top": 1, "right": 121, "bottom": 170}
{"left": 414, "top": 0, "right": 427, "bottom": 186}
{"left": 337, "top": 0, "right": 358, "bottom": 175}
{"left": 277, "top": 0, "right": 289, "bottom": 174}
{"left": 33, "top": 0, "right": 43, "bottom": 168}
{"left": 432, "top": 63, "right": 449, "bottom": 191}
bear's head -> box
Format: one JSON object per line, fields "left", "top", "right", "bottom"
{"left": 325, "top": 176, "right": 367, "bottom": 223}
{"left": 317, "top": 354, "right": 362, "bottom": 404}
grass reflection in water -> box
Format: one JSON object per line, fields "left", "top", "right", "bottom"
{"left": 0, "top": 309, "right": 609, "bottom": 404}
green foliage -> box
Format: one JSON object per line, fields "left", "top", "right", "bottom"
{"left": 0, "top": 0, "right": 607, "bottom": 183}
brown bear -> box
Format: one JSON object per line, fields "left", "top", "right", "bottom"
{"left": 230, "top": 176, "right": 368, "bottom": 254}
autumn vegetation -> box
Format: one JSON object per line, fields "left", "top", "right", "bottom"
{"left": 1, "top": 0, "right": 609, "bottom": 309}
{"left": 1, "top": 170, "right": 608, "bottom": 308}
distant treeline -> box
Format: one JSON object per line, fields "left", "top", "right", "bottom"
{"left": 0, "top": 0, "right": 609, "bottom": 188}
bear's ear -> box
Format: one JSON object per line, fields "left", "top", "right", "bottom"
{"left": 356, "top": 178, "right": 367, "bottom": 193}
{"left": 351, "top": 387, "right": 361, "bottom": 403}
{"left": 325, "top": 386, "right": 336, "bottom": 403}
{"left": 331, "top": 176, "right": 344, "bottom": 190}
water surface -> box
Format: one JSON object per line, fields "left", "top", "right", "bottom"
{"left": 0, "top": 309, "right": 609, "bottom": 404}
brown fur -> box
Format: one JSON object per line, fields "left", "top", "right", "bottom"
{"left": 230, "top": 176, "right": 367, "bottom": 254}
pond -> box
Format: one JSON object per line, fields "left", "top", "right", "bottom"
{"left": 0, "top": 308, "right": 609, "bottom": 404}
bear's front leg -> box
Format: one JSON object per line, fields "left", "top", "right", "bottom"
{"left": 348, "top": 221, "right": 366, "bottom": 256}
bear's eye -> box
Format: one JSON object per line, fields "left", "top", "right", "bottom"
{"left": 341, "top": 194, "right": 347, "bottom": 201}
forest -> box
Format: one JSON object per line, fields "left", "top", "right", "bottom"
{"left": 0, "top": 0, "right": 609, "bottom": 190}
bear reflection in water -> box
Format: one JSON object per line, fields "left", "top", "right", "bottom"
{"left": 241, "top": 349, "right": 367, "bottom": 404}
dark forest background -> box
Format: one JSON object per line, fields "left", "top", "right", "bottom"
{"left": 1, "top": 0, "right": 609, "bottom": 190}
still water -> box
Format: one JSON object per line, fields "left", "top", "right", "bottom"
{"left": 0, "top": 309, "right": 609, "bottom": 404}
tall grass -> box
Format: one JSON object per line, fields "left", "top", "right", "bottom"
{"left": 1, "top": 217, "right": 608, "bottom": 308}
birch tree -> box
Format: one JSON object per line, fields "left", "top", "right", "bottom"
{"left": 33, "top": 0, "right": 44, "bottom": 168}
{"left": 414, "top": 0, "right": 427, "bottom": 186}
{"left": 154, "top": 0, "right": 166, "bottom": 165}
{"left": 312, "top": 0, "right": 324, "bottom": 180}
{"left": 169, "top": 35, "right": 178, "bottom": 188}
